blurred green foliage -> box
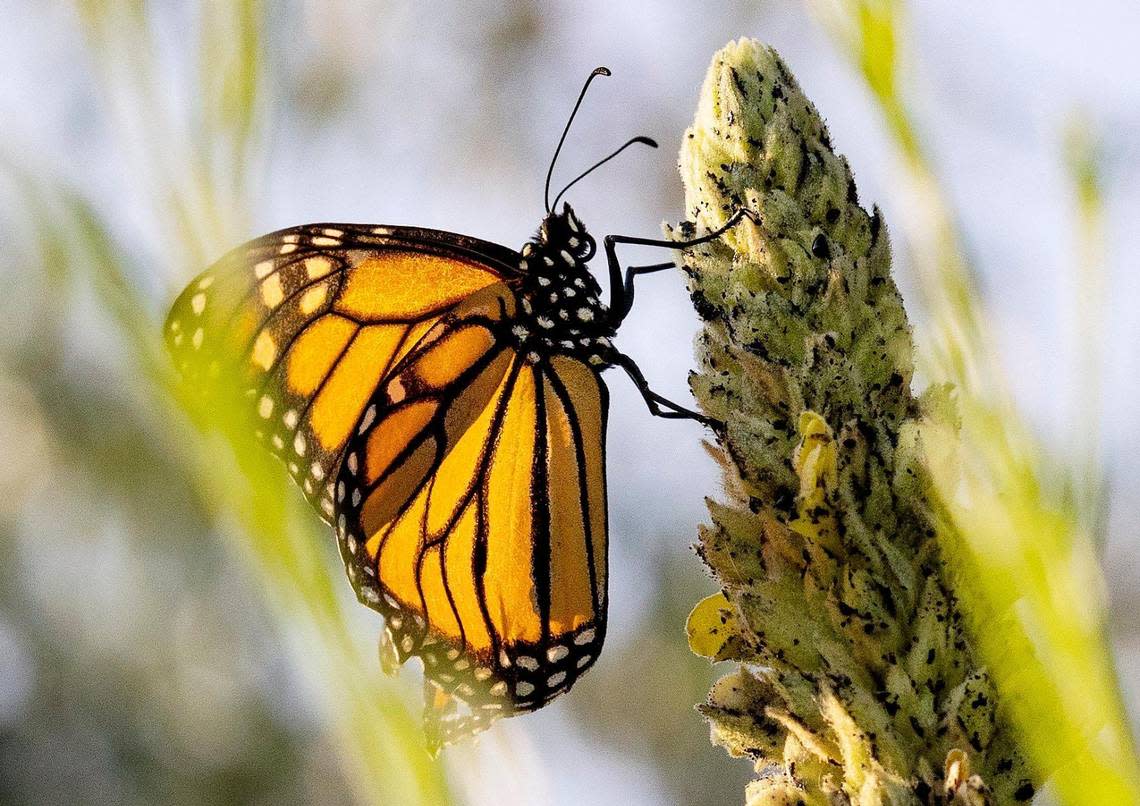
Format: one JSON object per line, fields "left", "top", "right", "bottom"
{"left": 812, "top": 1, "right": 1140, "bottom": 802}
{"left": 2, "top": 2, "right": 450, "bottom": 803}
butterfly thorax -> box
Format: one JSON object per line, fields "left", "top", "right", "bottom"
{"left": 509, "top": 204, "right": 616, "bottom": 369}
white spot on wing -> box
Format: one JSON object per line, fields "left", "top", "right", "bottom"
{"left": 261, "top": 275, "right": 284, "bottom": 308}
{"left": 299, "top": 284, "right": 327, "bottom": 313}
{"left": 358, "top": 404, "right": 377, "bottom": 434}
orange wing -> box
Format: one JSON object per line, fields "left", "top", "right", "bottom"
{"left": 334, "top": 332, "right": 610, "bottom": 746}
{"left": 164, "top": 224, "right": 519, "bottom": 520}
{"left": 166, "top": 222, "right": 612, "bottom": 747}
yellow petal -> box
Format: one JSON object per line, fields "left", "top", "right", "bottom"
{"left": 687, "top": 591, "right": 740, "bottom": 660}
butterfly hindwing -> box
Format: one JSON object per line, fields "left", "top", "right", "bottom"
{"left": 164, "top": 224, "right": 518, "bottom": 520}
{"left": 334, "top": 328, "right": 610, "bottom": 743}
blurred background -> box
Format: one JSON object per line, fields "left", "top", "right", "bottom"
{"left": 1, "top": 2, "right": 1138, "bottom": 804}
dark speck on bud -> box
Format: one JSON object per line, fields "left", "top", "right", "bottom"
{"left": 811, "top": 233, "right": 830, "bottom": 260}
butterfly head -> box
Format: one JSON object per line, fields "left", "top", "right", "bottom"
{"left": 537, "top": 203, "right": 596, "bottom": 262}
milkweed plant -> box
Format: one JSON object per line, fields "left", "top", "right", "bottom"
{"left": 672, "top": 38, "right": 1125, "bottom": 805}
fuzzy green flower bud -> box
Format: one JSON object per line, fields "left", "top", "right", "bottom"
{"left": 673, "top": 39, "right": 1034, "bottom": 804}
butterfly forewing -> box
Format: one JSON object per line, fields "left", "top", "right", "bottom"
{"left": 164, "top": 224, "right": 516, "bottom": 520}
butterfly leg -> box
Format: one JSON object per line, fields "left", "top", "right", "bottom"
{"left": 605, "top": 208, "right": 759, "bottom": 325}
{"left": 608, "top": 261, "right": 676, "bottom": 324}
{"left": 614, "top": 352, "right": 716, "bottom": 426}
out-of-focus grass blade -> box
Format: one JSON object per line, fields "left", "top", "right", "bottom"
{"left": 8, "top": 171, "right": 453, "bottom": 806}
{"left": 201, "top": 1, "right": 263, "bottom": 169}
{"left": 1063, "top": 117, "right": 1108, "bottom": 537}
{"left": 43, "top": 1, "right": 458, "bottom": 803}
{"left": 808, "top": 1, "right": 1140, "bottom": 803}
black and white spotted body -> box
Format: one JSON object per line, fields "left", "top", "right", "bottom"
{"left": 510, "top": 203, "right": 617, "bottom": 369}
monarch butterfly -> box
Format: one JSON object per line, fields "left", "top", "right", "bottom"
{"left": 166, "top": 67, "right": 754, "bottom": 747}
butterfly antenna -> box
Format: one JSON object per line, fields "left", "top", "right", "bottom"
{"left": 551, "top": 135, "right": 658, "bottom": 211}
{"left": 545, "top": 66, "right": 611, "bottom": 213}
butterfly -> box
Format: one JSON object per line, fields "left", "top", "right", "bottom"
{"left": 165, "top": 67, "right": 754, "bottom": 747}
